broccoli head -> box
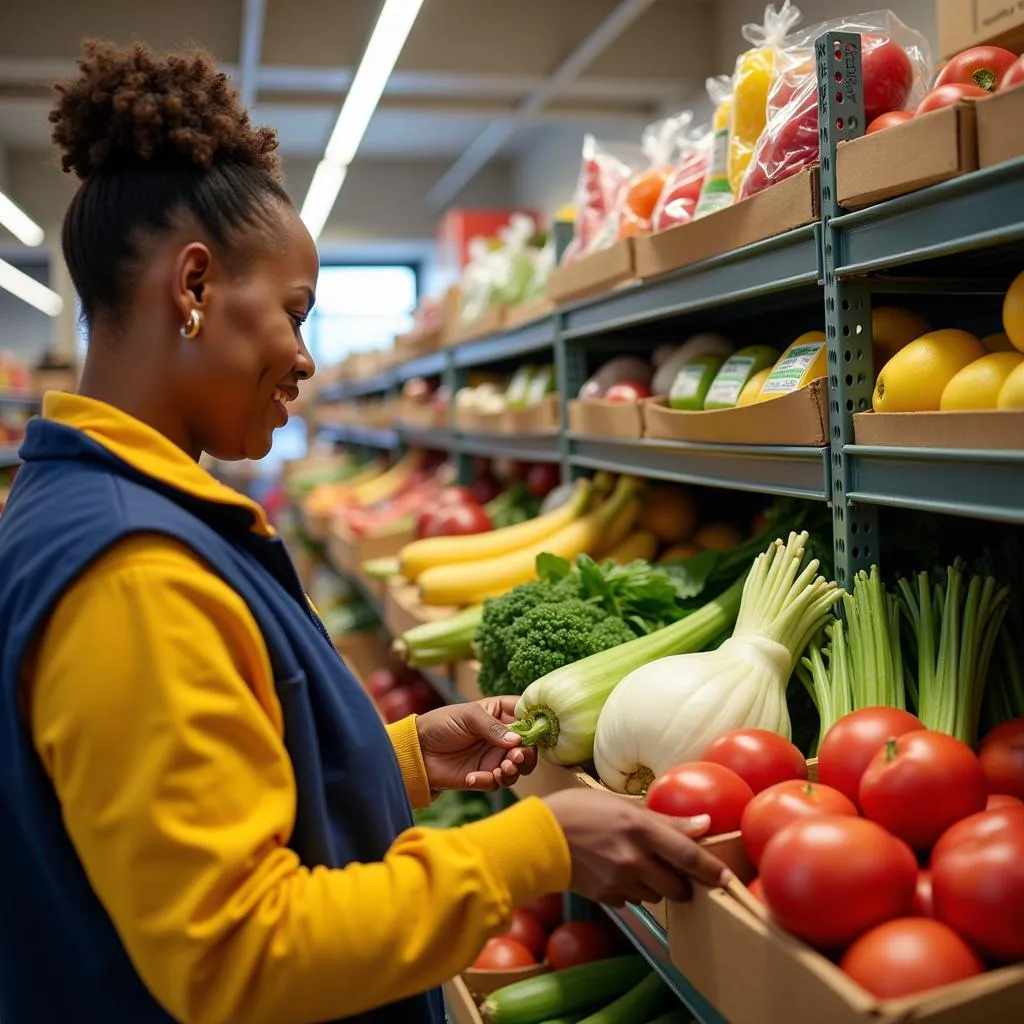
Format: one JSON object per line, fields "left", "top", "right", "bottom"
{"left": 587, "top": 615, "right": 639, "bottom": 653}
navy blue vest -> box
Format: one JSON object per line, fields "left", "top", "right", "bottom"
{"left": 0, "top": 417, "right": 445, "bottom": 1024}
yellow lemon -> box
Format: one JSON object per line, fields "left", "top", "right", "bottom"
{"left": 873, "top": 307, "right": 931, "bottom": 362}
{"left": 983, "top": 331, "right": 1017, "bottom": 353}
{"left": 997, "top": 360, "right": 1024, "bottom": 409}
{"left": 737, "top": 366, "right": 774, "bottom": 406}
{"left": 1003, "top": 270, "right": 1024, "bottom": 353}
{"left": 872, "top": 330, "right": 987, "bottom": 412}
{"left": 940, "top": 352, "right": 1024, "bottom": 410}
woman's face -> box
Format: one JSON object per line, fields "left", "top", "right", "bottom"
{"left": 174, "top": 203, "right": 320, "bottom": 461}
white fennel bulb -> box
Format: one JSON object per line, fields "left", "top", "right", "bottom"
{"left": 593, "top": 531, "right": 842, "bottom": 795}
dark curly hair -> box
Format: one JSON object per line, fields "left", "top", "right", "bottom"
{"left": 51, "top": 40, "right": 292, "bottom": 325}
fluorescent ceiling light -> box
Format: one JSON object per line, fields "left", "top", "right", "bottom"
{"left": 300, "top": 0, "right": 424, "bottom": 240}
{"left": 0, "top": 190, "right": 44, "bottom": 247}
{"left": 300, "top": 161, "right": 348, "bottom": 240}
{"left": 0, "top": 258, "right": 63, "bottom": 316}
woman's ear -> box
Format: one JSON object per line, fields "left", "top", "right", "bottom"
{"left": 171, "top": 241, "right": 214, "bottom": 324}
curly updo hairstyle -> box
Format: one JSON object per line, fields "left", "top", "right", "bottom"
{"left": 51, "top": 40, "right": 292, "bottom": 325}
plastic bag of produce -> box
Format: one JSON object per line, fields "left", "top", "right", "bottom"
{"left": 693, "top": 76, "right": 737, "bottom": 219}
{"left": 727, "top": 1, "right": 804, "bottom": 196}
{"left": 561, "top": 134, "right": 644, "bottom": 264}
{"left": 458, "top": 236, "right": 501, "bottom": 325}
{"left": 739, "top": 9, "right": 931, "bottom": 201}
{"left": 617, "top": 111, "right": 694, "bottom": 238}
{"left": 651, "top": 122, "right": 710, "bottom": 232}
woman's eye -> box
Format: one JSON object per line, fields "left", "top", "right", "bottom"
{"left": 289, "top": 312, "right": 307, "bottom": 333}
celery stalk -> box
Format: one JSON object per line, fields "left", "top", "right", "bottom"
{"left": 393, "top": 604, "right": 483, "bottom": 668}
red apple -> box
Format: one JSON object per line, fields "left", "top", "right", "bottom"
{"left": 604, "top": 381, "right": 652, "bottom": 403}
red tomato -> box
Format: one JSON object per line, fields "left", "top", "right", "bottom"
{"left": 472, "top": 937, "right": 536, "bottom": 970}
{"left": 702, "top": 729, "right": 808, "bottom": 794}
{"left": 759, "top": 816, "right": 918, "bottom": 950}
{"left": 740, "top": 780, "right": 858, "bottom": 867}
{"left": 503, "top": 910, "right": 547, "bottom": 959}
{"left": 747, "top": 877, "right": 764, "bottom": 902}
{"left": 931, "top": 806, "right": 1024, "bottom": 961}
{"left": 936, "top": 44, "right": 1018, "bottom": 92}
{"left": 421, "top": 502, "right": 492, "bottom": 539}
{"left": 366, "top": 667, "right": 400, "bottom": 700}
{"left": 524, "top": 462, "right": 561, "bottom": 500}
{"left": 866, "top": 110, "right": 915, "bottom": 133}
{"left": 519, "top": 893, "right": 563, "bottom": 931}
{"left": 840, "top": 919, "right": 984, "bottom": 999}
{"left": 645, "top": 763, "right": 754, "bottom": 836}
{"left": 470, "top": 474, "right": 503, "bottom": 505}
{"left": 988, "top": 793, "right": 1024, "bottom": 809}
{"left": 545, "top": 922, "right": 617, "bottom": 970}
{"left": 1002, "top": 54, "right": 1024, "bottom": 91}
{"left": 979, "top": 719, "right": 1024, "bottom": 800}
{"left": 376, "top": 686, "right": 422, "bottom": 723}
{"left": 817, "top": 707, "right": 925, "bottom": 808}
{"left": 913, "top": 870, "right": 934, "bottom": 918}
{"left": 916, "top": 82, "right": 990, "bottom": 115}
{"left": 861, "top": 36, "right": 915, "bottom": 123}
{"left": 859, "top": 731, "right": 988, "bottom": 851}
{"left": 604, "top": 380, "right": 652, "bottom": 403}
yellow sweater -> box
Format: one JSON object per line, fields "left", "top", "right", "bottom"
{"left": 26, "top": 392, "right": 571, "bottom": 1024}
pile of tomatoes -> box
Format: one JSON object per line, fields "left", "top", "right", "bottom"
{"left": 644, "top": 714, "right": 1024, "bottom": 1002}
{"left": 471, "top": 894, "right": 623, "bottom": 972}
{"left": 869, "top": 45, "right": 1024, "bottom": 133}
{"left": 365, "top": 664, "right": 442, "bottom": 723}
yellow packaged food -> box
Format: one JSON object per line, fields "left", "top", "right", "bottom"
{"left": 727, "top": 2, "right": 804, "bottom": 196}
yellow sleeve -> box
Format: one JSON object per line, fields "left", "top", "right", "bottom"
{"left": 29, "top": 535, "right": 571, "bottom": 1024}
{"left": 386, "top": 716, "right": 434, "bottom": 809}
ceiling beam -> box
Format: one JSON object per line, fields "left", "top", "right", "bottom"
{"left": 424, "top": 0, "right": 660, "bottom": 211}
{"left": 237, "top": 0, "right": 267, "bottom": 106}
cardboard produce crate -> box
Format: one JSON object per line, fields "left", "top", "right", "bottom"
{"left": 502, "top": 394, "right": 561, "bottom": 434}
{"left": 384, "top": 578, "right": 459, "bottom": 643}
{"left": 548, "top": 238, "right": 636, "bottom": 305}
{"left": 837, "top": 104, "right": 978, "bottom": 210}
{"left": 333, "top": 631, "right": 391, "bottom": 687}
{"left": 937, "top": 0, "right": 1024, "bottom": 58}
{"left": 461, "top": 964, "right": 548, "bottom": 1001}
{"left": 633, "top": 168, "right": 819, "bottom": 281}
{"left": 505, "top": 296, "right": 556, "bottom": 328}
{"left": 326, "top": 521, "right": 414, "bottom": 578}
{"left": 445, "top": 306, "right": 507, "bottom": 347}
{"left": 443, "top": 976, "right": 485, "bottom": 1024}
{"left": 853, "top": 409, "right": 1024, "bottom": 450}
{"left": 667, "top": 834, "right": 1024, "bottom": 1024}
{"left": 568, "top": 398, "right": 644, "bottom": 440}
{"left": 454, "top": 405, "right": 507, "bottom": 435}
{"left": 454, "top": 660, "right": 483, "bottom": 702}
{"left": 976, "top": 85, "right": 1024, "bottom": 169}
{"left": 641, "top": 380, "right": 829, "bottom": 447}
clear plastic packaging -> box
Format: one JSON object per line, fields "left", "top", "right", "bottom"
{"left": 618, "top": 112, "right": 694, "bottom": 237}
{"left": 459, "top": 214, "right": 542, "bottom": 323}
{"left": 651, "top": 123, "right": 710, "bottom": 232}
{"left": 693, "top": 76, "right": 737, "bottom": 220}
{"left": 561, "top": 134, "right": 644, "bottom": 264}
{"left": 727, "top": 1, "right": 804, "bottom": 196}
{"left": 739, "top": 9, "right": 931, "bottom": 201}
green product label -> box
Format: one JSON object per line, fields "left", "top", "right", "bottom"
{"left": 670, "top": 363, "right": 709, "bottom": 401}
{"left": 705, "top": 355, "right": 756, "bottom": 406}
{"left": 694, "top": 128, "right": 734, "bottom": 219}
{"left": 761, "top": 342, "right": 824, "bottom": 395}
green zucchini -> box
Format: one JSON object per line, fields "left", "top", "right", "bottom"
{"left": 480, "top": 956, "right": 647, "bottom": 1024}
{"left": 576, "top": 973, "right": 672, "bottom": 1023}
{"left": 537, "top": 1016, "right": 587, "bottom": 1024}
{"left": 643, "top": 1010, "right": 694, "bottom": 1024}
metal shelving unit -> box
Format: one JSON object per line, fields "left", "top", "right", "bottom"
{"left": 453, "top": 430, "right": 562, "bottom": 463}
{"left": 0, "top": 393, "right": 40, "bottom": 409}
{"left": 0, "top": 445, "right": 22, "bottom": 468}
{"left": 320, "top": 370, "right": 396, "bottom": 403}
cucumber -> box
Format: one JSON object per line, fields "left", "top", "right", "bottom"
{"left": 537, "top": 1016, "right": 587, "bottom": 1024}
{"left": 480, "top": 956, "right": 647, "bottom": 1024}
{"left": 643, "top": 1010, "right": 694, "bottom": 1024}
{"left": 577, "top": 973, "right": 672, "bottom": 1023}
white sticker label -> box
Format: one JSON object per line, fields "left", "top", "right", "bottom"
{"left": 705, "top": 355, "right": 757, "bottom": 406}
{"left": 761, "top": 342, "right": 825, "bottom": 395}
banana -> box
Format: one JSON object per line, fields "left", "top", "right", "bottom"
{"left": 418, "top": 476, "right": 643, "bottom": 606}
{"left": 351, "top": 451, "right": 423, "bottom": 506}
{"left": 399, "top": 479, "right": 593, "bottom": 582}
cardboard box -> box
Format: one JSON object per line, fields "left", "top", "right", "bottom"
{"left": 548, "top": 238, "right": 635, "bottom": 305}
{"left": 445, "top": 306, "right": 507, "bottom": 347}
{"left": 642, "top": 380, "right": 829, "bottom": 447}
{"left": 505, "top": 296, "right": 556, "bottom": 329}
{"left": 396, "top": 399, "right": 449, "bottom": 431}
{"left": 837, "top": 104, "right": 978, "bottom": 210}
{"left": 333, "top": 631, "right": 391, "bottom": 687}
{"left": 667, "top": 836, "right": 1024, "bottom": 1024}
{"left": 568, "top": 398, "right": 644, "bottom": 440}
{"left": 937, "top": 0, "right": 1024, "bottom": 58}
{"left": 854, "top": 409, "right": 1024, "bottom": 449}
{"left": 326, "top": 521, "right": 415, "bottom": 578}
{"left": 502, "top": 394, "right": 561, "bottom": 434}
{"left": 461, "top": 964, "right": 548, "bottom": 1000}
{"left": 454, "top": 660, "right": 483, "bottom": 702}
{"left": 454, "top": 405, "right": 507, "bottom": 435}
{"left": 976, "top": 84, "right": 1024, "bottom": 168}
{"left": 633, "top": 168, "right": 819, "bottom": 281}
{"left": 384, "top": 578, "right": 459, "bottom": 642}
{"left": 443, "top": 977, "right": 484, "bottom": 1024}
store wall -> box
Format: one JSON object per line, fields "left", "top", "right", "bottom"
{"left": 0, "top": 260, "right": 52, "bottom": 361}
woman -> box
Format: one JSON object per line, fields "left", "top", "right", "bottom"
{"left": 0, "top": 41, "right": 729, "bottom": 1024}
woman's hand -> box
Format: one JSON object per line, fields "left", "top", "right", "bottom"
{"left": 415, "top": 697, "right": 538, "bottom": 792}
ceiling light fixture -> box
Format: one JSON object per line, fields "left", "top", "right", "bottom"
{"left": 300, "top": 0, "right": 424, "bottom": 239}
{"left": 0, "top": 258, "right": 63, "bottom": 316}
{"left": 0, "top": 190, "right": 45, "bottom": 247}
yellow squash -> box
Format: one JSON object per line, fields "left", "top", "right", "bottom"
{"left": 604, "top": 530, "right": 659, "bottom": 565}
{"left": 418, "top": 477, "right": 643, "bottom": 606}
{"left": 399, "top": 479, "right": 592, "bottom": 582}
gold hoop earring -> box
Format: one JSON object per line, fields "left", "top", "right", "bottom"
{"left": 180, "top": 309, "right": 203, "bottom": 340}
